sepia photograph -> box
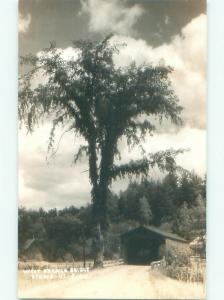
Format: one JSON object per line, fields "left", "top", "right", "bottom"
{"left": 18, "top": 0, "right": 207, "bottom": 298}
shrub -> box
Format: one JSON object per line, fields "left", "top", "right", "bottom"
{"left": 162, "top": 257, "right": 205, "bottom": 283}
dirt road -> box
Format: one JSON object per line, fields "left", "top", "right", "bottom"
{"left": 18, "top": 265, "right": 205, "bottom": 299}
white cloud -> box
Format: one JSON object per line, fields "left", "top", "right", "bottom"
{"left": 19, "top": 13, "right": 31, "bottom": 33}
{"left": 111, "top": 14, "right": 207, "bottom": 129}
{"left": 19, "top": 123, "right": 91, "bottom": 210}
{"left": 79, "top": 0, "right": 143, "bottom": 35}
{"left": 111, "top": 126, "right": 206, "bottom": 193}
{"left": 123, "top": 127, "right": 206, "bottom": 175}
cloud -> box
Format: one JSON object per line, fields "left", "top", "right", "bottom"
{"left": 111, "top": 126, "right": 206, "bottom": 194}
{"left": 79, "top": 0, "right": 144, "bottom": 35}
{"left": 19, "top": 13, "right": 31, "bottom": 33}
{"left": 19, "top": 123, "right": 91, "bottom": 210}
{"left": 110, "top": 14, "right": 207, "bottom": 129}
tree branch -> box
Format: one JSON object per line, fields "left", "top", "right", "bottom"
{"left": 110, "top": 148, "right": 187, "bottom": 180}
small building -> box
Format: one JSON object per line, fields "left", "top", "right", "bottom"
{"left": 121, "top": 225, "right": 188, "bottom": 265}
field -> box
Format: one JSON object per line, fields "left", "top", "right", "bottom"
{"left": 18, "top": 263, "right": 205, "bottom": 299}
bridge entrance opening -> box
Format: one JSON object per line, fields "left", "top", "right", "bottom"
{"left": 121, "top": 226, "right": 166, "bottom": 265}
{"left": 123, "top": 235, "right": 164, "bottom": 265}
{"left": 125, "top": 236, "right": 162, "bottom": 265}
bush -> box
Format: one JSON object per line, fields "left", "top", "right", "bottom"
{"left": 166, "top": 241, "right": 192, "bottom": 266}
{"left": 162, "top": 257, "right": 205, "bottom": 283}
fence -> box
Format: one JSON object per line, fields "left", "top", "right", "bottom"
{"left": 150, "top": 256, "right": 166, "bottom": 270}
{"left": 18, "top": 258, "right": 124, "bottom": 271}
{"left": 103, "top": 259, "right": 124, "bottom": 267}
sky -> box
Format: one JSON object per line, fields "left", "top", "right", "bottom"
{"left": 19, "top": 0, "right": 207, "bottom": 210}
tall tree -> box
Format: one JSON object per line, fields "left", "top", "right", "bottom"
{"left": 160, "top": 173, "right": 178, "bottom": 219}
{"left": 19, "top": 36, "right": 183, "bottom": 267}
{"left": 138, "top": 196, "right": 152, "bottom": 225}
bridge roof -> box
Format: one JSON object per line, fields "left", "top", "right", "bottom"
{"left": 121, "top": 225, "right": 187, "bottom": 243}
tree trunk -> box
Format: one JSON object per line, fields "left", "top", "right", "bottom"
{"left": 88, "top": 135, "right": 114, "bottom": 268}
{"left": 88, "top": 139, "right": 105, "bottom": 268}
{"left": 82, "top": 241, "right": 86, "bottom": 268}
{"left": 93, "top": 222, "right": 104, "bottom": 268}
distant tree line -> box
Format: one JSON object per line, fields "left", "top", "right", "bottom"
{"left": 18, "top": 170, "right": 206, "bottom": 262}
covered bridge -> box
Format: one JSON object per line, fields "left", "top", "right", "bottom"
{"left": 121, "top": 225, "right": 188, "bottom": 265}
